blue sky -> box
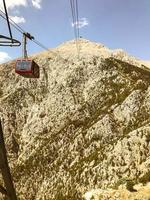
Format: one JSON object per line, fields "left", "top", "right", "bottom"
{"left": 0, "top": 0, "right": 150, "bottom": 63}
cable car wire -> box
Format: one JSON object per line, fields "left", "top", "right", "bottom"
{"left": 0, "top": 3, "right": 21, "bottom": 46}
{"left": 75, "top": 0, "right": 80, "bottom": 57}
{"left": 75, "top": 0, "right": 80, "bottom": 39}
{"left": 71, "top": 0, "right": 79, "bottom": 55}
{"left": 0, "top": 10, "right": 25, "bottom": 34}
{"left": 0, "top": 8, "right": 66, "bottom": 61}
{"left": 0, "top": 9, "right": 45, "bottom": 48}
{"left": 70, "top": 0, "right": 78, "bottom": 40}
{"left": 2, "top": 0, "right": 13, "bottom": 42}
{"left": 69, "top": 0, "right": 80, "bottom": 58}
{"left": 70, "top": 0, "right": 78, "bottom": 42}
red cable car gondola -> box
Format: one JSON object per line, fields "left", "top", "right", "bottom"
{"left": 15, "top": 32, "right": 40, "bottom": 78}
{"left": 15, "top": 59, "right": 39, "bottom": 78}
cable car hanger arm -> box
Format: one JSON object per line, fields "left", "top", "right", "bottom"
{"left": 0, "top": 35, "right": 21, "bottom": 46}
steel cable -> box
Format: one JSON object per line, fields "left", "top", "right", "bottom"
{"left": 0, "top": 8, "right": 66, "bottom": 61}
{"left": 70, "top": 0, "right": 80, "bottom": 58}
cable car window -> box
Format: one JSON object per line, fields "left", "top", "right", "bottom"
{"left": 16, "top": 60, "right": 32, "bottom": 71}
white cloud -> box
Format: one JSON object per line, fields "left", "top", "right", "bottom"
{"left": 0, "top": 0, "right": 43, "bottom": 27}
{"left": 10, "top": 15, "right": 26, "bottom": 24}
{"left": 0, "top": 0, "right": 27, "bottom": 24}
{"left": 0, "top": 52, "right": 11, "bottom": 63}
{"left": 32, "top": 0, "right": 42, "bottom": 9}
{"left": 0, "top": 0, "right": 43, "bottom": 11}
{"left": 11, "top": 9, "right": 20, "bottom": 15}
{"left": 0, "top": 0, "right": 28, "bottom": 10}
{"left": 72, "top": 18, "right": 89, "bottom": 29}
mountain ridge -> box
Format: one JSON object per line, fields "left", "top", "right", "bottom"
{"left": 0, "top": 39, "right": 150, "bottom": 200}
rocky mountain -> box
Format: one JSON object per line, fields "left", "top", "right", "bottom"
{"left": 0, "top": 39, "right": 150, "bottom": 200}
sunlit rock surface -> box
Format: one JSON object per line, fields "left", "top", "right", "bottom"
{"left": 0, "top": 39, "right": 150, "bottom": 200}
{"left": 84, "top": 182, "right": 150, "bottom": 200}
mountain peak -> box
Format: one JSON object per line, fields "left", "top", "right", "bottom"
{"left": 0, "top": 38, "right": 150, "bottom": 200}
{"left": 55, "top": 39, "right": 150, "bottom": 71}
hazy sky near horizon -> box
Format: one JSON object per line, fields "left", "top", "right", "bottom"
{"left": 0, "top": 0, "right": 150, "bottom": 63}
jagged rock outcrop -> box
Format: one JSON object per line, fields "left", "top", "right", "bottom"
{"left": 0, "top": 39, "right": 150, "bottom": 200}
{"left": 84, "top": 183, "right": 150, "bottom": 200}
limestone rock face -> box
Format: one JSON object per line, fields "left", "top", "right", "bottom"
{"left": 84, "top": 183, "right": 150, "bottom": 200}
{"left": 0, "top": 39, "right": 150, "bottom": 200}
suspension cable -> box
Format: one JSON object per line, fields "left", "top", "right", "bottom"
{"left": 70, "top": 0, "right": 78, "bottom": 42}
{"left": 74, "top": 0, "right": 80, "bottom": 51}
{"left": 0, "top": 8, "right": 66, "bottom": 61}
{"left": 2, "top": 0, "right": 13, "bottom": 42}
{"left": 69, "top": 0, "right": 80, "bottom": 58}
{"left": 0, "top": 11, "right": 23, "bottom": 34}
{"left": 75, "top": 0, "right": 80, "bottom": 39}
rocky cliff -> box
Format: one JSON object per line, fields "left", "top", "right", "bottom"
{"left": 0, "top": 39, "right": 150, "bottom": 200}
